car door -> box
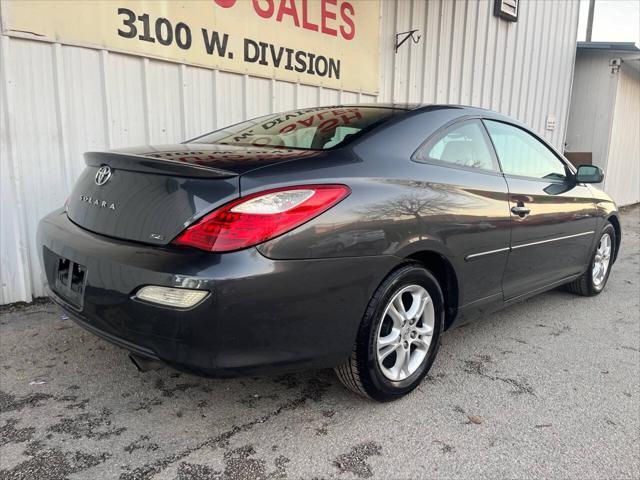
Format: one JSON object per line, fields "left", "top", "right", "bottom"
{"left": 483, "top": 120, "right": 596, "bottom": 300}
{"left": 412, "top": 119, "right": 512, "bottom": 307}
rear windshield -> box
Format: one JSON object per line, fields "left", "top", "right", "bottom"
{"left": 191, "top": 106, "right": 406, "bottom": 150}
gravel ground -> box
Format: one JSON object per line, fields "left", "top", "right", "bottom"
{"left": 1, "top": 206, "right": 639, "bottom": 480}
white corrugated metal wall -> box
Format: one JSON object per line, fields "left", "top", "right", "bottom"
{"left": 0, "top": 0, "right": 580, "bottom": 304}
{"left": 565, "top": 50, "right": 619, "bottom": 175}
{"left": 565, "top": 49, "right": 640, "bottom": 206}
{"left": 607, "top": 63, "right": 640, "bottom": 206}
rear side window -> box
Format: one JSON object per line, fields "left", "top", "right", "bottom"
{"left": 192, "top": 106, "right": 406, "bottom": 151}
{"left": 484, "top": 120, "right": 568, "bottom": 181}
{"left": 414, "top": 120, "right": 498, "bottom": 171}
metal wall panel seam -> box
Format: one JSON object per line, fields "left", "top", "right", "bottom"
{"left": 447, "top": 0, "right": 464, "bottom": 104}
{"left": 523, "top": 0, "right": 541, "bottom": 125}
{"left": 508, "top": 0, "right": 528, "bottom": 116}
{"left": 269, "top": 76, "right": 276, "bottom": 113}
{"left": 378, "top": 0, "right": 394, "bottom": 102}
{"left": 406, "top": 0, "right": 420, "bottom": 102}
{"left": 99, "top": 50, "right": 113, "bottom": 149}
{"left": 468, "top": 0, "right": 480, "bottom": 105}
{"left": 437, "top": 0, "right": 453, "bottom": 103}
{"left": 420, "top": 0, "right": 436, "bottom": 102}
{"left": 518, "top": 0, "right": 536, "bottom": 120}
{"left": 497, "top": 22, "right": 511, "bottom": 113}
{"left": 434, "top": 0, "right": 444, "bottom": 103}
{"left": 390, "top": 0, "right": 399, "bottom": 103}
{"left": 456, "top": 0, "right": 471, "bottom": 105}
{"left": 403, "top": 0, "right": 415, "bottom": 103}
{"left": 241, "top": 74, "right": 248, "bottom": 120}
{"left": 52, "top": 43, "right": 74, "bottom": 191}
{"left": 477, "top": 2, "right": 491, "bottom": 108}
{"left": 141, "top": 58, "right": 152, "bottom": 144}
{"left": 490, "top": 15, "right": 505, "bottom": 110}
{"left": 469, "top": 2, "right": 482, "bottom": 105}
{"left": 212, "top": 69, "right": 220, "bottom": 129}
{"left": 179, "top": 64, "right": 188, "bottom": 139}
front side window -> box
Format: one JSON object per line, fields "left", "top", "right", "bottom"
{"left": 484, "top": 120, "right": 568, "bottom": 181}
{"left": 415, "top": 120, "right": 498, "bottom": 171}
{"left": 192, "top": 106, "right": 406, "bottom": 150}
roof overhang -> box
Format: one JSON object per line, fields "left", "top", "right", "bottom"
{"left": 577, "top": 42, "right": 640, "bottom": 74}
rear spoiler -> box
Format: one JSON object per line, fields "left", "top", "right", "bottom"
{"left": 84, "top": 151, "right": 237, "bottom": 179}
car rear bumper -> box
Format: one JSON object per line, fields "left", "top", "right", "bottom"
{"left": 37, "top": 210, "right": 397, "bottom": 376}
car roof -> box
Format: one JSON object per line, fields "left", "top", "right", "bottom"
{"left": 336, "top": 103, "right": 519, "bottom": 124}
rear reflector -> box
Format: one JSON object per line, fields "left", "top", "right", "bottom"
{"left": 136, "top": 286, "right": 209, "bottom": 308}
{"left": 172, "top": 184, "right": 350, "bottom": 252}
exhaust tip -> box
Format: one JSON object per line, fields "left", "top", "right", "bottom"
{"left": 129, "top": 353, "right": 162, "bottom": 373}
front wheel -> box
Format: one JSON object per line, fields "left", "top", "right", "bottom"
{"left": 334, "top": 263, "right": 444, "bottom": 401}
{"left": 566, "top": 223, "right": 616, "bottom": 296}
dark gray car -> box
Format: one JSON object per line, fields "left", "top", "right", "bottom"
{"left": 37, "top": 104, "right": 621, "bottom": 401}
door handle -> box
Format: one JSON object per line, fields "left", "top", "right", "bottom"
{"left": 511, "top": 205, "right": 531, "bottom": 217}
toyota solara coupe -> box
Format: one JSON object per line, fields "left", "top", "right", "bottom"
{"left": 37, "top": 104, "right": 620, "bottom": 401}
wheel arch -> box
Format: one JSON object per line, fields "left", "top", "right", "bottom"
{"left": 405, "top": 250, "right": 460, "bottom": 329}
{"left": 606, "top": 213, "right": 621, "bottom": 263}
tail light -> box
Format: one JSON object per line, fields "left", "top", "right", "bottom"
{"left": 172, "top": 184, "right": 350, "bottom": 252}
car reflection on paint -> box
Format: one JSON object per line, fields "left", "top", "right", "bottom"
{"left": 309, "top": 229, "right": 388, "bottom": 256}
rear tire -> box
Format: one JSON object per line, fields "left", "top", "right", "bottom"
{"left": 334, "top": 263, "right": 444, "bottom": 401}
{"left": 566, "top": 223, "right": 615, "bottom": 296}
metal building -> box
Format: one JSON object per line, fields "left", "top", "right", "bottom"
{"left": 565, "top": 42, "right": 640, "bottom": 207}
{"left": 0, "top": 0, "right": 580, "bottom": 304}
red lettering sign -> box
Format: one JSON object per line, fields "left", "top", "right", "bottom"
{"left": 218, "top": 0, "right": 356, "bottom": 40}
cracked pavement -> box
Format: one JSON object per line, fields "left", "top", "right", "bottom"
{"left": 1, "top": 205, "right": 639, "bottom": 479}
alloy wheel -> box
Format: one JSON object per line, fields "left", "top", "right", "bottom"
{"left": 376, "top": 284, "right": 435, "bottom": 381}
{"left": 592, "top": 232, "right": 612, "bottom": 287}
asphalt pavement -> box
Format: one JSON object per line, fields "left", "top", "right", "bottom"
{"left": 1, "top": 205, "right": 638, "bottom": 479}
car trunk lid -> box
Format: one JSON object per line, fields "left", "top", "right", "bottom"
{"left": 66, "top": 145, "right": 322, "bottom": 245}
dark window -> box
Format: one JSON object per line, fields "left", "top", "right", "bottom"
{"left": 415, "top": 120, "right": 498, "bottom": 171}
{"left": 484, "top": 120, "right": 568, "bottom": 181}
{"left": 192, "top": 106, "right": 406, "bottom": 151}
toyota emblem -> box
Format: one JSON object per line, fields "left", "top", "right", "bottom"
{"left": 95, "top": 165, "right": 112, "bottom": 186}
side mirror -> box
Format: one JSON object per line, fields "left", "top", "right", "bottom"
{"left": 575, "top": 165, "right": 604, "bottom": 183}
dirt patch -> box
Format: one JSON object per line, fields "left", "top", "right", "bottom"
{"left": 176, "top": 461, "right": 218, "bottom": 479}
{"left": 124, "top": 435, "right": 159, "bottom": 454}
{"left": 0, "top": 418, "right": 35, "bottom": 446}
{"left": 0, "top": 447, "right": 110, "bottom": 480}
{"left": 0, "top": 391, "right": 53, "bottom": 413}
{"left": 333, "top": 442, "right": 382, "bottom": 478}
{"left": 47, "top": 408, "right": 127, "bottom": 440}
